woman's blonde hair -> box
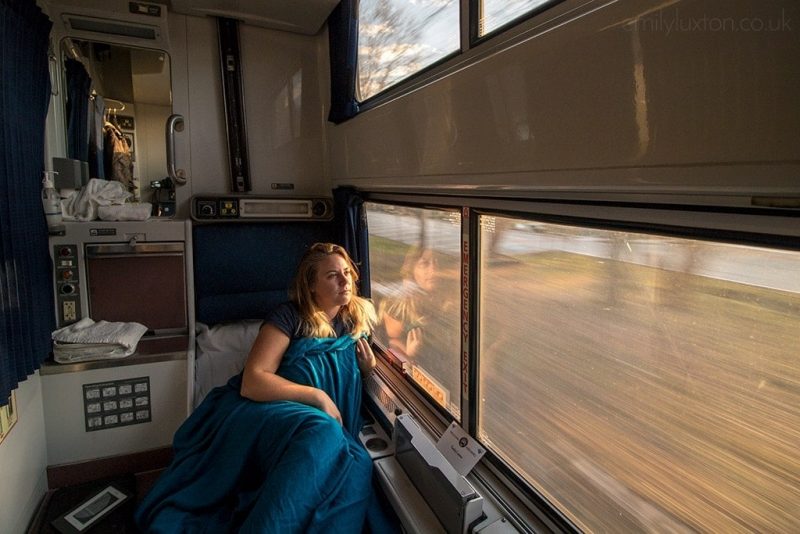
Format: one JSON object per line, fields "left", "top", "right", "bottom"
{"left": 290, "top": 243, "right": 377, "bottom": 338}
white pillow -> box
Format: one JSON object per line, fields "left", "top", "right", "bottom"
{"left": 193, "top": 320, "right": 263, "bottom": 408}
{"left": 195, "top": 320, "right": 263, "bottom": 355}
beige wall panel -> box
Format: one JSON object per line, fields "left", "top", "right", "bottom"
{"left": 177, "top": 16, "right": 328, "bottom": 200}
{"left": 327, "top": 0, "right": 800, "bottom": 199}
{"left": 0, "top": 375, "right": 48, "bottom": 534}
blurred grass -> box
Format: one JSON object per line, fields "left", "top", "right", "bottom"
{"left": 370, "top": 236, "right": 800, "bottom": 531}
{"left": 368, "top": 235, "right": 408, "bottom": 281}
{"left": 479, "top": 250, "right": 800, "bottom": 532}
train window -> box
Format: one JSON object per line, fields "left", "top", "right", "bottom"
{"left": 477, "top": 0, "right": 557, "bottom": 38}
{"left": 366, "top": 203, "right": 462, "bottom": 417}
{"left": 357, "top": 0, "right": 459, "bottom": 101}
{"left": 477, "top": 215, "right": 800, "bottom": 532}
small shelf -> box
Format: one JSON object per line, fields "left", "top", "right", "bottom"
{"left": 40, "top": 335, "right": 190, "bottom": 375}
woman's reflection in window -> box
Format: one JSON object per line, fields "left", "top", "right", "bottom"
{"left": 378, "top": 246, "right": 439, "bottom": 360}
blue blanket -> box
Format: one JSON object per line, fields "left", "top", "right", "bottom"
{"left": 136, "top": 335, "right": 396, "bottom": 533}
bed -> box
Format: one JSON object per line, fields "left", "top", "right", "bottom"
{"left": 191, "top": 221, "right": 335, "bottom": 407}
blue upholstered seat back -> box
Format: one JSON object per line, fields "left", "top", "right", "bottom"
{"left": 193, "top": 223, "right": 335, "bottom": 325}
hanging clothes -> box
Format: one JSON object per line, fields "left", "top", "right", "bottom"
{"left": 103, "top": 121, "right": 135, "bottom": 196}
{"left": 88, "top": 95, "right": 105, "bottom": 179}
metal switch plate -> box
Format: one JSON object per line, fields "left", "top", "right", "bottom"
{"left": 83, "top": 377, "right": 151, "bottom": 432}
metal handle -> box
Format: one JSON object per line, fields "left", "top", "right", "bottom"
{"left": 86, "top": 243, "right": 185, "bottom": 256}
{"left": 166, "top": 114, "right": 187, "bottom": 186}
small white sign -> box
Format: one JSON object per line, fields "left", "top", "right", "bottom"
{"left": 436, "top": 422, "right": 486, "bottom": 476}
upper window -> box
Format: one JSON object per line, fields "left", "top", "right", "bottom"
{"left": 357, "top": 0, "right": 460, "bottom": 101}
{"left": 334, "top": 0, "right": 560, "bottom": 119}
{"left": 478, "top": 214, "right": 800, "bottom": 532}
{"left": 477, "top": 0, "right": 556, "bottom": 37}
{"left": 366, "top": 203, "right": 462, "bottom": 418}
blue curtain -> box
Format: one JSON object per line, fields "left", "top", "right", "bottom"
{"left": 334, "top": 187, "right": 371, "bottom": 297}
{"left": 327, "top": 0, "right": 359, "bottom": 124}
{"left": 65, "top": 57, "right": 91, "bottom": 162}
{"left": 0, "top": 0, "right": 55, "bottom": 405}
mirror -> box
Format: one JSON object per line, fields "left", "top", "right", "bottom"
{"left": 61, "top": 38, "right": 172, "bottom": 210}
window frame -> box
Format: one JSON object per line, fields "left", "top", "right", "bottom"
{"left": 363, "top": 192, "right": 800, "bottom": 531}
{"left": 364, "top": 200, "right": 465, "bottom": 422}
{"left": 354, "top": 0, "right": 462, "bottom": 104}
{"left": 473, "top": 206, "right": 800, "bottom": 528}
{"left": 469, "top": 0, "right": 566, "bottom": 46}
{"left": 346, "top": 0, "right": 580, "bottom": 116}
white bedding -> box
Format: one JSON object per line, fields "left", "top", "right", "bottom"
{"left": 193, "top": 320, "right": 263, "bottom": 408}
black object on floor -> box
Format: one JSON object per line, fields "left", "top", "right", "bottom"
{"left": 36, "top": 476, "right": 137, "bottom": 534}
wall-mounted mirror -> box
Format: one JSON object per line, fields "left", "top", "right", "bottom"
{"left": 61, "top": 38, "right": 172, "bottom": 212}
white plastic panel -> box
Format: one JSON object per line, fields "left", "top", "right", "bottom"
{"left": 181, "top": 16, "right": 328, "bottom": 198}
{"left": 41, "top": 359, "right": 187, "bottom": 465}
{"left": 0, "top": 375, "right": 49, "bottom": 534}
{"left": 374, "top": 457, "right": 446, "bottom": 534}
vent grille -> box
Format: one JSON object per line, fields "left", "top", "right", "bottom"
{"left": 65, "top": 15, "right": 159, "bottom": 40}
{"left": 365, "top": 374, "right": 398, "bottom": 417}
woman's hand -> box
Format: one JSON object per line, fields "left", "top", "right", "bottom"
{"left": 406, "top": 327, "right": 423, "bottom": 358}
{"left": 355, "top": 337, "right": 376, "bottom": 374}
{"left": 313, "top": 389, "right": 342, "bottom": 424}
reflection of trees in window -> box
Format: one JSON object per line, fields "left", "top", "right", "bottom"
{"left": 357, "top": 0, "right": 454, "bottom": 100}
{"left": 480, "top": 0, "right": 554, "bottom": 36}
{"left": 358, "top": 2, "right": 423, "bottom": 100}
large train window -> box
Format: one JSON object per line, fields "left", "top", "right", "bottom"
{"left": 357, "top": 0, "right": 459, "bottom": 101}
{"left": 477, "top": 214, "right": 800, "bottom": 532}
{"left": 366, "top": 203, "right": 462, "bottom": 417}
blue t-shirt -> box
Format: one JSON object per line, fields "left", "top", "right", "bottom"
{"left": 267, "top": 301, "right": 349, "bottom": 339}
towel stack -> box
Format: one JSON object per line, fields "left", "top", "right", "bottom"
{"left": 61, "top": 178, "right": 151, "bottom": 221}
{"left": 52, "top": 318, "right": 148, "bottom": 363}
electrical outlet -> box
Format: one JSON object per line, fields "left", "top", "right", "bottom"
{"left": 63, "top": 300, "right": 77, "bottom": 322}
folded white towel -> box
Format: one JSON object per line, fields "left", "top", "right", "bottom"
{"left": 98, "top": 203, "right": 152, "bottom": 221}
{"left": 52, "top": 342, "right": 132, "bottom": 363}
{"left": 61, "top": 178, "right": 132, "bottom": 221}
{"left": 52, "top": 318, "right": 148, "bottom": 363}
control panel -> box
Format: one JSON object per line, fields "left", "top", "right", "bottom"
{"left": 53, "top": 244, "right": 82, "bottom": 326}
{"left": 191, "top": 196, "right": 333, "bottom": 221}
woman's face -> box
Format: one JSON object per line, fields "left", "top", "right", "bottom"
{"left": 312, "top": 254, "right": 353, "bottom": 313}
{"left": 413, "top": 249, "right": 437, "bottom": 292}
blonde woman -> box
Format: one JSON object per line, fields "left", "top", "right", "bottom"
{"left": 241, "top": 242, "right": 378, "bottom": 418}
{"left": 136, "top": 244, "right": 397, "bottom": 533}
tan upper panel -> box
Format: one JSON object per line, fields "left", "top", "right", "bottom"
{"left": 169, "top": 0, "right": 340, "bottom": 35}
